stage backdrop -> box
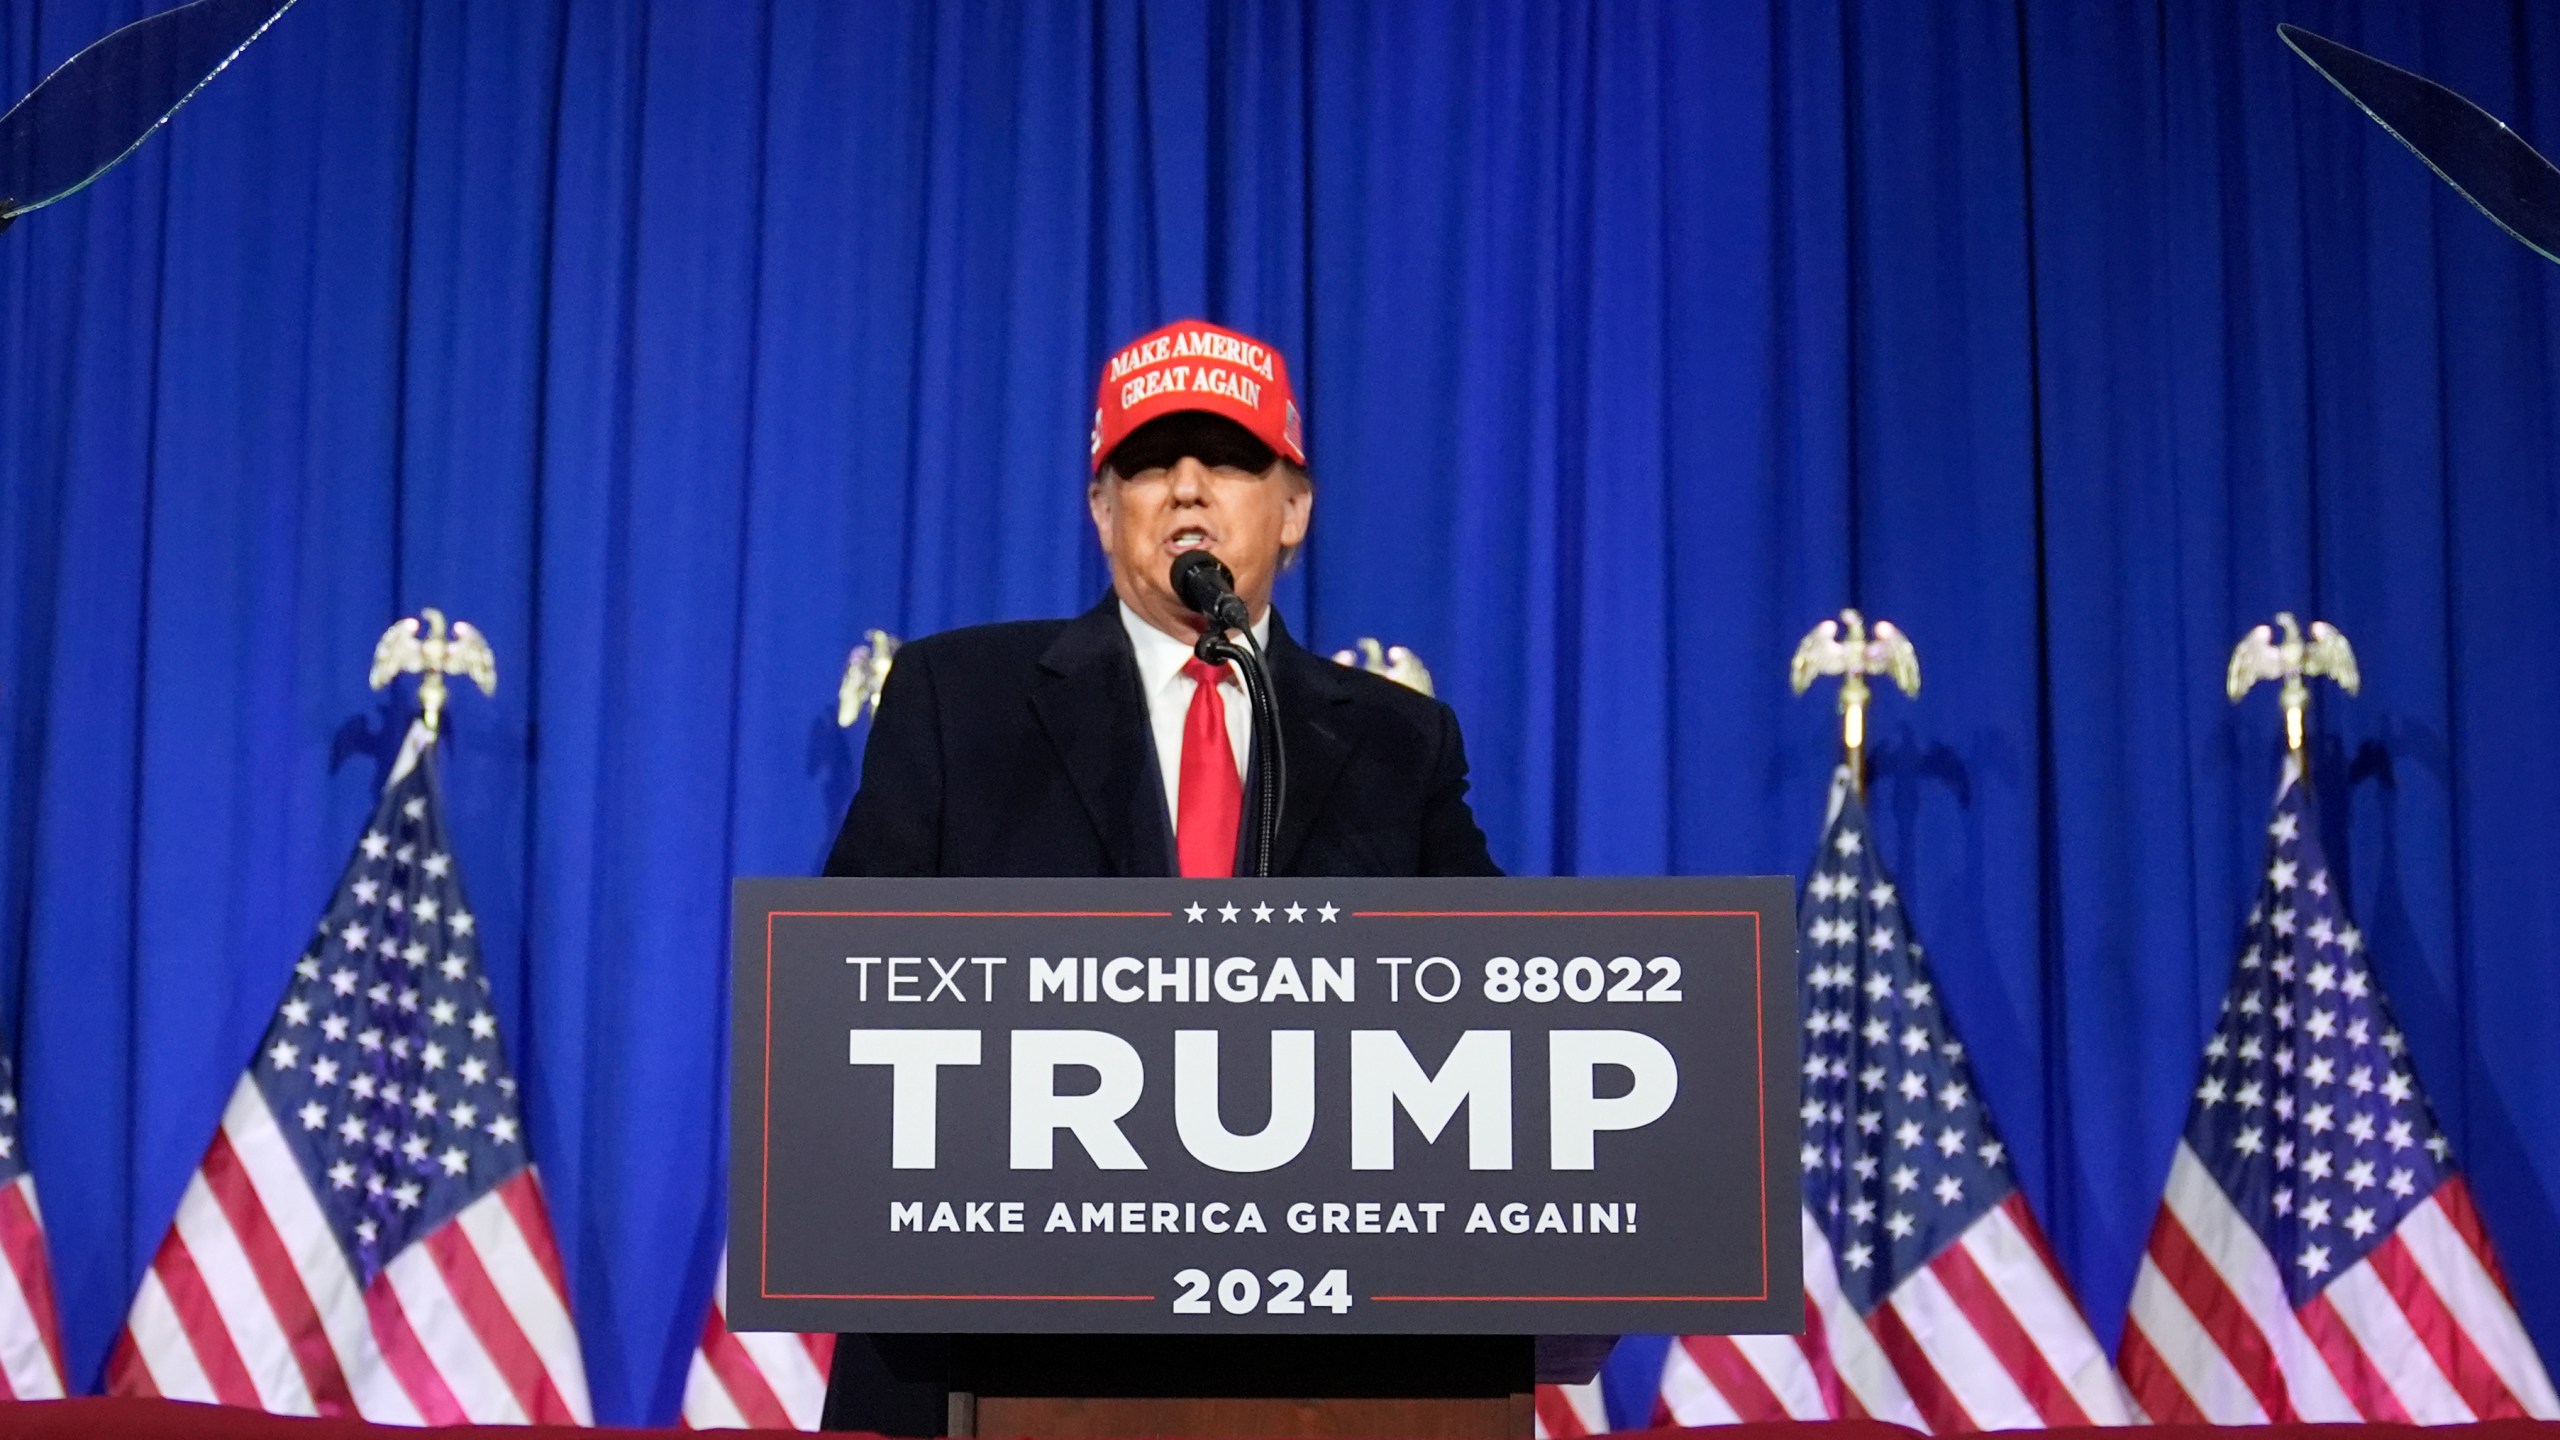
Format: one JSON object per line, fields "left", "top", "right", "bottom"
{"left": 6, "top": 0, "right": 2560, "bottom": 1422}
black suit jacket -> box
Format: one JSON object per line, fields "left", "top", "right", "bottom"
{"left": 825, "top": 595, "right": 1500, "bottom": 880}
{"left": 818, "top": 597, "right": 1499, "bottom": 1434}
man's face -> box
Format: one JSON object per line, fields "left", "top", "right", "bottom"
{"left": 1089, "top": 414, "right": 1313, "bottom": 638}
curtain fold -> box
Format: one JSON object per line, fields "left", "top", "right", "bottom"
{"left": 5, "top": 0, "right": 2559, "bottom": 1421}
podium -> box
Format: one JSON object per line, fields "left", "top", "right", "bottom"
{"left": 736, "top": 877, "right": 1798, "bottom": 1437}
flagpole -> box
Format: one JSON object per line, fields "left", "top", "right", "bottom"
{"left": 1790, "top": 608, "right": 1920, "bottom": 793}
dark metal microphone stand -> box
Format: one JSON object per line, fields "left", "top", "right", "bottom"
{"left": 1195, "top": 626, "right": 1285, "bottom": 877}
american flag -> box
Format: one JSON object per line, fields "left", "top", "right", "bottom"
{"left": 107, "top": 722, "right": 591, "bottom": 1422}
{"left": 1539, "top": 771, "right": 2129, "bottom": 1433}
{"left": 0, "top": 1053, "right": 66, "bottom": 1399}
{"left": 679, "top": 1248, "right": 833, "bottom": 1429}
{"left": 2119, "top": 759, "right": 2559, "bottom": 1422}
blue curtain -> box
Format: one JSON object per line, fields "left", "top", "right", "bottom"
{"left": 5, "top": 0, "right": 2560, "bottom": 1422}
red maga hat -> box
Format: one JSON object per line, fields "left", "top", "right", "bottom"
{"left": 1090, "top": 319, "right": 1306, "bottom": 473}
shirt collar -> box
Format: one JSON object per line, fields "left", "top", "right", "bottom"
{"left": 1119, "top": 599, "right": 1273, "bottom": 696}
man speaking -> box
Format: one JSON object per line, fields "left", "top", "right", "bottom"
{"left": 819, "top": 320, "right": 1503, "bottom": 1431}
{"left": 825, "top": 318, "right": 1499, "bottom": 883}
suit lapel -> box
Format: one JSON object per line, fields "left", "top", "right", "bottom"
{"left": 1031, "top": 598, "right": 1173, "bottom": 877}
{"left": 1264, "top": 617, "right": 1361, "bottom": 874}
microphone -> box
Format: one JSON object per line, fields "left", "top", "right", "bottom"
{"left": 1170, "top": 551, "right": 1253, "bottom": 634}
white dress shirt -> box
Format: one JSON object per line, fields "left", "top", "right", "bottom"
{"left": 1119, "top": 600, "right": 1271, "bottom": 819}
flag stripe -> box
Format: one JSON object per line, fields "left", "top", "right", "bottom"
{"left": 200, "top": 1130, "right": 354, "bottom": 1414}
{"left": 701, "top": 1322, "right": 798, "bottom": 1430}
{"left": 2399, "top": 1186, "right": 2560, "bottom": 1416}
{"left": 1675, "top": 1336, "right": 1788, "bottom": 1422}
{"left": 2115, "top": 1320, "right": 2208, "bottom": 1425}
{"left": 2159, "top": 1143, "right": 2359, "bottom": 1419}
{"left": 497, "top": 1173, "right": 572, "bottom": 1308}
{"left": 1654, "top": 1339, "right": 1741, "bottom": 1426}
{"left": 685, "top": 1350, "right": 752, "bottom": 1431}
{"left": 1533, "top": 1378, "right": 1605, "bottom": 1438}
{"left": 1730, "top": 1333, "right": 1833, "bottom": 1420}
{"left": 108, "top": 1330, "right": 163, "bottom": 1399}
{"left": 456, "top": 1176, "right": 591, "bottom": 1421}
{"left": 219, "top": 1084, "right": 423, "bottom": 1423}
{"left": 363, "top": 1270, "right": 474, "bottom": 1425}
{"left": 420, "top": 1221, "right": 566, "bottom": 1424}
{"left": 2322, "top": 1259, "right": 2467, "bottom": 1421}
{"left": 2139, "top": 1206, "right": 2290, "bottom": 1420}
{"left": 2365, "top": 1231, "right": 2520, "bottom": 1420}
{"left": 1884, "top": 1263, "right": 2042, "bottom": 1430}
{"left": 1930, "top": 1226, "right": 2090, "bottom": 1425}
{"left": 151, "top": 1228, "right": 268, "bottom": 1409}
{"left": 0, "top": 1181, "right": 62, "bottom": 1399}
{"left": 1802, "top": 1211, "right": 1926, "bottom": 1428}
{"left": 170, "top": 1168, "right": 319, "bottom": 1414}
{"left": 1976, "top": 1197, "right": 2129, "bottom": 1422}
{"left": 114, "top": 1273, "right": 209, "bottom": 1402}
{"left": 684, "top": 1249, "right": 834, "bottom": 1430}
{"left": 1868, "top": 1293, "right": 1974, "bottom": 1433}
{"left": 2123, "top": 1256, "right": 2269, "bottom": 1423}
{"left": 2297, "top": 1291, "right": 2412, "bottom": 1423}
{"left": 1794, "top": 1295, "right": 1856, "bottom": 1420}
{"left": 736, "top": 1329, "right": 831, "bottom": 1427}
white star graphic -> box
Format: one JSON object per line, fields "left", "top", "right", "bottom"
{"left": 1318, "top": 903, "right": 1339, "bottom": 922}
{"left": 267, "top": 1040, "right": 300, "bottom": 1071}
{"left": 2298, "top": 1244, "right": 2331, "bottom": 1277}
{"left": 439, "top": 1147, "right": 470, "bottom": 1177}
{"left": 488, "top": 1115, "right": 519, "bottom": 1144}
{"left": 1185, "top": 903, "right": 1207, "bottom": 922}
{"left": 1252, "top": 903, "right": 1274, "bottom": 922}
{"left": 423, "top": 853, "right": 451, "bottom": 878}
{"left": 1934, "top": 1174, "right": 1964, "bottom": 1205}
{"left": 1285, "top": 903, "right": 1307, "bottom": 922}
{"left": 298, "top": 1101, "right": 329, "bottom": 1131}
{"left": 1890, "top": 1164, "right": 1919, "bottom": 1193}
{"left": 1844, "top": 1242, "right": 1874, "bottom": 1270}
{"left": 1218, "top": 903, "right": 1241, "bottom": 922}
{"left": 450, "top": 910, "right": 475, "bottom": 936}
{"left": 1886, "top": 1211, "right": 1915, "bottom": 1239}
{"left": 327, "top": 1160, "right": 357, "bottom": 1190}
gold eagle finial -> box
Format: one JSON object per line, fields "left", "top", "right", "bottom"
{"left": 369, "top": 608, "right": 496, "bottom": 735}
{"left": 1791, "top": 609, "right": 1920, "bottom": 791}
{"left": 1331, "top": 638, "right": 1437, "bottom": 697}
{"left": 2228, "top": 612, "right": 2359, "bottom": 758}
{"left": 839, "top": 629, "right": 902, "bottom": 727}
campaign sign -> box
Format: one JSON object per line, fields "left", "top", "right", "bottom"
{"left": 730, "top": 877, "right": 1798, "bottom": 1336}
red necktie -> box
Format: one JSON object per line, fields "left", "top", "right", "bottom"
{"left": 1176, "top": 658, "right": 1243, "bottom": 878}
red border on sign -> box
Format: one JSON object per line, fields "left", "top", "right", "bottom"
{"left": 757, "top": 905, "right": 1775, "bottom": 1309}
